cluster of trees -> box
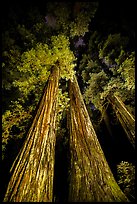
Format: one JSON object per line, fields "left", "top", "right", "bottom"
{"left": 2, "top": 1, "right": 135, "bottom": 202}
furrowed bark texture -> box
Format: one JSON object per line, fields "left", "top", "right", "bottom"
{"left": 108, "top": 94, "right": 135, "bottom": 149}
{"left": 3, "top": 66, "right": 59, "bottom": 202}
{"left": 68, "top": 75, "right": 128, "bottom": 202}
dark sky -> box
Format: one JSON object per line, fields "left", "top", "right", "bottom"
{"left": 2, "top": 1, "right": 135, "bottom": 21}
{"left": 85, "top": 1, "right": 135, "bottom": 44}
{"left": 2, "top": 1, "right": 135, "bottom": 47}
{"left": 97, "top": 1, "right": 135, "bottom": 18}
{"left": 94, "top": 1, "right": 135, "bottom": 27}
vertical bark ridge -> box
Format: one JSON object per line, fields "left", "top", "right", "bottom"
{"left": 10, "top": 85, "right": 48, "bottom": 174}
{"left": 4, "top": 65, "right": 59, "bottom": 202}
{"left": 108, "top": 94, "right": 135, "bottom": 148}
{"left": 68, "top": 75, "right": 129, "bottom": 202}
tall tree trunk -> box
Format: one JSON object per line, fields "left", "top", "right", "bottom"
{"left": 108, "top": 94, "right": 135, "bottom": 149}
{"left": 3, "top": 66, "right": 59, "bottom": 202}
{"left": 68, "top": 75, "right": 128, "bottom": 202}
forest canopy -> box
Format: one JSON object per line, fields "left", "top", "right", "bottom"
{"left": 2, "top": 1, "right": 135, "bottom": 202}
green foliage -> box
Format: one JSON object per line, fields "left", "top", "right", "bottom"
{"left": 2, "top": 31, "right": 16, "bottom": 50}
{"left": 2, "top": 4, "right": 78, "bottom": 161}
{"left": 99, "top": 52, "right": 135, "bottom": 115}
{"left": 46, "top": 2, "right": 98, "bottom": 38}
{"left": 70, "top": 12, "right": 91, "bottom": 37}
{"left": 32, "top": 22, "right": 51, "bottom": 44}
{"left": 17, "top": 24, "right": 36, "bottom": 48}
{"left": 51, "top": 34, "right": 76, "bottom": 80}
{"left": 2, "top": 101, "right": 33, "bottom": 160}
{"left": 82, "top": 29, "right": 135, "bottom": 117}
{"left": 12, "top": 43, "right": 51, "bottom": 98}
{"left": 2, "top": 1, "right": 135, "bottom": 178}
{"left": 100, "top": 77, "right": 124, "bottom": 100}
{"left": 2, "top": 32, "right": 76, "bottom": 159}
{"left": 81, "top": 59, "right": 100, "bottom": 83}
{"left": 99, "top": 33, "right": 128, "bottom": 65}
{"left": 117, "top": 161, "right": 135, "bottom": 200}
{"left": 83, "top": 71, "right": 109, "bottom": 110}
{"left": 51, "top": 2, "right": 71, "bottom": 34}
{"left": 117, "top": 52, "right": 135, "bottom": 91}
{"left": 56, "top": 88, "right": 70, "bottom": 129}
{"left": 11, "top": 35, "right": 76, "bottom": 100}
{"left": 79, "top": 52, "right": 101, "bottom": 87}
{"left": 115, "top": 49, "right": 127, "bottom": 66}
{"left": 70, "top": 2, "right": 98, "bottom": 37}
{"left": 79, "top": 54, "right": 90, "bottom": 71}
{"left": 88, "top": 31, "right": 102, "bottom": 56}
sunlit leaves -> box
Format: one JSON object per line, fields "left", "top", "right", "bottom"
{"left": 14, "top": 34, "right": 76, "bottom": 88}
{"left": 70, "top": 13, "right": 91, "bottom": 37}
{"left": 12, "top": 43, "right": 51, "bottom": 97}
{"left": 2, "top": 101, "right": 33, "bottom": 160}
{"left": 117, "top": 52, "right": 135, "bottom": 91}
{"left": 51, "top": 34, "right": 76, "bottom": 80}
{"left": 56, "top": 88, "right": 70, "bottom": 127}
{"left": 2, "top": 32, "right": 76, "bottom": 159}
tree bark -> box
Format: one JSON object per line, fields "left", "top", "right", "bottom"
{"left": 108, "top": 94, "right": 135, "bottom": 149}
{"left": 68, "top": 75, "right": 129, "bottom": 202}
{"left": 3, "top": 65, "right": 59, "bottom": 202}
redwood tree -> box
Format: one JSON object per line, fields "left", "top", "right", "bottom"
{"left": 68, "top": 75, "right": 128, "bottom": 202}
{"left": 2, "top": 2, "right": 135, "bottom": 202}
{"left": 3, "top": 65, "right": 59, "bottom": 202}
{"left": 108, "top": 93, "right": 135, "bottom": 148}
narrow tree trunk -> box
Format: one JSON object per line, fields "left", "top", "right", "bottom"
{"left": 3, "top": 66, "right": 59, "bottom": 202}
{"left": 108, "top": 94, "right": 135, "bottom": 149}
{"left": 68, "top": 75, "right": 128, "bottom": 202}
{"left": 102, "top": 106, "right": 113, "bottom": 137}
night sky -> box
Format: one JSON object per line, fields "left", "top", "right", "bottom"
{"left": 2, "top": 1, "right": 135, "bottom": 27}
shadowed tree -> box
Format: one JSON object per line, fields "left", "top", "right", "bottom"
{"left": 3, "top": 65, "right": 59, "bottom": 202}
{"left": 68, "top": 75, "right": 128, "bottom": 202}
{"left": 108, "top": 93, "right": 135, "bottom": 149}
{"left": 83, "top": 47, "right": 135, "bottom": 151}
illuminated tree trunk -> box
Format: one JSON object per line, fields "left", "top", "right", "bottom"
{"left": 108, "top": 94, "right": 135, "bottom": 149}
{"left": 68, "top": 75, "right": 128, "bottom": 202}
{"left": 3, "top": 66, "right": 59, "bottom": 202}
